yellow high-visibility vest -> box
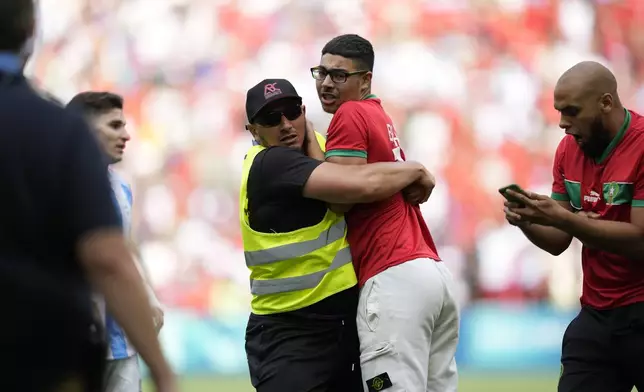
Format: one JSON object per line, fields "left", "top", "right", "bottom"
{"left": 314, "top": 131, "right": 326, "bottom": 151}
{"left": 239, "top": 132, "right": 357, "bottom": 315}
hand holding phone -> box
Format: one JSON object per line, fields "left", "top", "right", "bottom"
{"left": 499, "top": 184, "right": 527, "bottom": 206}
{"left": 500, "top": 184, "right": 528, "bottom": 226}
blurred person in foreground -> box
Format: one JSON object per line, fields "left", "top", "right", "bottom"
{"left": 505, "top": 61, "right": 644, "bottom": 392}
{"left": 1, "top": 259, "right": 106, "bottom": 392}
{"left": 0, "top": 1, "right": 177, "bottom": 391}
{"left": 312, "top": 34, "right": 459, "bottom": 392}
{"left": 241, "top": 78, "right": 434, "bottom": 391}
{"left": 66, "top": 91, "right": 165, "bottom": 392}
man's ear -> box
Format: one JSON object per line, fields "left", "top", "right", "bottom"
{"left": 301, "top": 104, "right": 306, "bottom": 116}
{"left": 246, "top": 124, "right": 262, "bottom": 145}
{"left": 598, "top": 93, "right": 613, "bottom": 114}
{"left": 361, "top": 72, "right": 373, "bottom": 95}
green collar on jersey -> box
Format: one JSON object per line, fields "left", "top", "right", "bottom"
{"left": 363, "top": 94, "right": 377, "bottom": 100}
{"left": 596, "top": 108, "right": 631, "bottom": 164}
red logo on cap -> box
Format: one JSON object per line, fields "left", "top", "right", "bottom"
{"left": 264, "top": 82, "right": 282, "bottom": 99}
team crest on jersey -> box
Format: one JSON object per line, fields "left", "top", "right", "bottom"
{"left": 606, "top": 183, "right": 618, "bottom": 205}
{"left": 602, "top": 181, "right": 633, "bottom": 206}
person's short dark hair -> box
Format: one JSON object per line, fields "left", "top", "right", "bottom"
{"left": 66, "top": 92, "right": 124, "bottom": 118}
{"left": 0, "top": 0, "right": 35, "bottom": 52}
{"left": 321, "top": 34, "right": 375, "bottom": 72}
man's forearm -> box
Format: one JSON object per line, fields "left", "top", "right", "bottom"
{"left": 520, "top": 223, "right": 573, "bottom": 256}
{"left": 88, "top": 258, "right": 170, "bottom": 376}
{"left": 306, "top": 142, "right": 325, "bottom": 161}
{"left": 130, "top": 241, "right": 150, "bottom": 284}
{"left": 555, "top": 210, "right": 644, "bottom": 258}
{"left": 354, "top": 162, "right": 424, "bottom": 203}
{"left": 130, "top": 241, "right": 162, "bottom": 308}
{"left": 134, "top": 257, "right": 162, "bottom": 308}
{"left": 304, "top": 161, "right": 425, "bottom": 204}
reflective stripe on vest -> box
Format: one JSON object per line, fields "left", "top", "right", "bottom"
{"left": 244, "top": 218, "right": 346, "bottom": 266}
{"left": 250, "top": 246, "right": 351, "bottom": 295}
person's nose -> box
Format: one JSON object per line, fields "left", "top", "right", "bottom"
{"left": 119, "top": 127, "right": 131, "bottom": 141}
{"left": 559, "top": 116, "right": 571, "bottom": 132}
{"left": 321, "top": 73, "right": 335, "bottom": 89}
{"left": 280, "top": 115, "right": 294, "bottom": 132}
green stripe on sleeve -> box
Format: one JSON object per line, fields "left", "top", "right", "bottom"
{"left": 632, "top": 199, "right": 644, "bottom": 207}
{"left": 551, "top": 192, "right": 569, "bottom": 201}
{"left": 325, "top": 149, "right": 367, "bottom": 159}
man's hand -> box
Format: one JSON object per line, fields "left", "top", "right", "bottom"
{"left": 152, "top": 306, "right": 165, "bottom": 334}
{"left": 305, "top": 120, "right": 316, "bottom": 141}
{"left": 303, "top": 119, "right": 317, "bottom": 150}
{"left": 304, "top": 120, "right": 325, "bottom": 160}
{"left": 504, "top": 201, "right": 531, "bottom": 228}
{"left": 506, "top": 189, "right": 570, "bottom": 226}
{"left": 402, "top": 168, "right": 435, "bottom": 205}
{"left": 576, "top": 211, "right": 601, "bottom": 219}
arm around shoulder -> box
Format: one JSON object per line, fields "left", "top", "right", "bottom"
{"left": 302, "top": 160, "right": 427, "bottom": 204}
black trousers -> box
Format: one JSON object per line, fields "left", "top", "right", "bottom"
{"left": 245, "top": 307, "right": 362, "bottom": 392}
{"left": 559, "top": 302, "right": 644, "bottom": 392}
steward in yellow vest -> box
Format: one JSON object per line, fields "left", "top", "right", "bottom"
{"left": 242, "top": 79, "right": 433, "bottom": 392}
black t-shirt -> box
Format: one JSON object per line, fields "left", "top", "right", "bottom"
{"left": 0, "top": 73, "right": 121, "bottom": 298}
{"left": 246, "top": 146, "right": 357, "bottom": 316}
{"left": 247, "top": 146, "right": 326, "bottom": 233}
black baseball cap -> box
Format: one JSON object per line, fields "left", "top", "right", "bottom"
{"left": 245, "top": 79, "right": 302, "bottom": 123}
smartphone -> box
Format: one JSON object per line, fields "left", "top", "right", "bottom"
{"left": 498, "top": 184, "right": 527, "bottom": 205}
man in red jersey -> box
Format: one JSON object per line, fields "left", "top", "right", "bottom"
{"left": 312, "top": 34, "right": 459, "bottom": 392}
{"left": 505, "top": 61, "right": 644, "bottom": 392}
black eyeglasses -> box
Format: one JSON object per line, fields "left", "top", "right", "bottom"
{"left": 310, "top": 66, "right": 368, "bottom": 84}
{"left": 254, "top": 104, "right": 303, "bottom": 127}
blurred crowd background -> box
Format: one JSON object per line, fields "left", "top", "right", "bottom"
{"left": 26, "top": 0, "right": 644, "bottom": 385}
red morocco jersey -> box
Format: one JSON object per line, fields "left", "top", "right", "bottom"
{"left": 551, "top": 109, "right": 644, "bottom": 309}
{"left": 325, "top": 96, "right": 441, "bottom": 287}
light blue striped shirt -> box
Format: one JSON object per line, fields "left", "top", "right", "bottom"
{"left": 101, "top": 169, "right": 137, "bottom": 360}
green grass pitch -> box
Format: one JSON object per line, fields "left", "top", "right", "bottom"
{"left": 143, "top": 373, "right": 561, "bottom": 392}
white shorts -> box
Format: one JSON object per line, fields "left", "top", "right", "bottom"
{"left": 357, "top": 258, "right": 460, "bottom": 392}
{"left": 103, "top": 355, "right": 141, "bottom": 392}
